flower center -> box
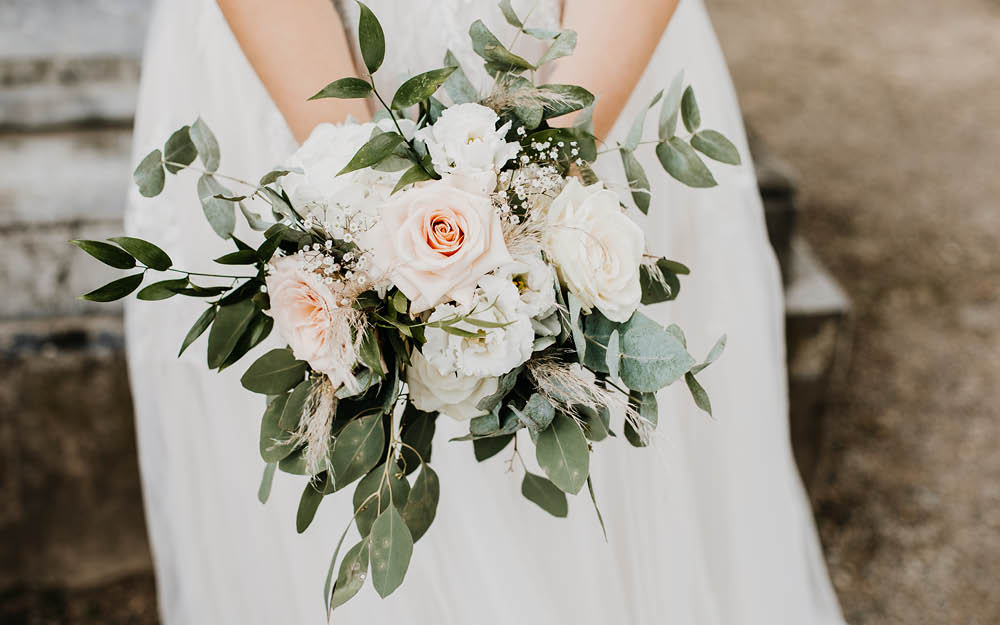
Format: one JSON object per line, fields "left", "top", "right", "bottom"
{"left": 423, "top": 208, "right": 465, "bottom": 257}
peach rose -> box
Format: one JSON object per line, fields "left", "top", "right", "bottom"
{"left": 362, "top": 180, "right": 513, "bottom": 313}
{"left": 265, "top": 256, "right": 359, "bottom": 391}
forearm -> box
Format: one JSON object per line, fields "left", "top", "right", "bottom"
{"left": 549, "top": 0, "right": 679, "bottom": 141}
{"left": 217, "top": 0, "right": 371, "bottom": 142}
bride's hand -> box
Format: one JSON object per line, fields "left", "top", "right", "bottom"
{"left": 548, "top": 0, "right": 679, "bottom": 141}
{"left": 217, "top": 0, "right": 372, "bottom": 142}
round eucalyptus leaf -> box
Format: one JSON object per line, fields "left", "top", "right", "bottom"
{"left": 133, "top": 149, "right": 165, "bottom": 197}
{"left": 618, "top": 312, "right": 696, "bottom": 392}
{"left": 163, "top": 125, "right": 197, "bottom": 174}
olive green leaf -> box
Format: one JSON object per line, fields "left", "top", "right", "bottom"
{"left": 621, "top": 149, "right": 651, "bottom": 214}
{"left": 655, "top": 137, "right": 717, "bottom": 188}
{"left": 178, "top": 306, "right": 216, "bottom": 357}
{"left": 257, "top": 462, "right": 276, "bottom": 504}
{"left": 136, "top": 277, "right": 188, "bottom": 301}
{"left": 535, "top": 412, "right": 589, "bottom": 494}
{"left": 329, "top": 412, "right": 386, "bottom": 490}
{"left": 356, "top": 2, "right": 385, "bottom": 74}
{"left": 391, "top": 67, "right": 457, "bottom": 110}
{"left": 681, "top": 86, "right": 701, "bottom": 133}
{"left": 690, "top": 334, "right": 727, "bottom": 375}
{"left": 691, "top": 129, "right": 741, "bottom": 165}
{"left": 469, "top": 20, "right": 535, "bottom": 72}
{"left": 537, "top": 29, "right": 577, "bottom": 66}
{"left": 329, "top": 538, "right": 370, "bottom": 612}
{"left": 80, "top": 273, "right": 144, "bottom": 302}
{"left": 241, "top": 348, "right": 308, "bottom": 394}
{"left": 521, "top": 472, "right": 568, "bottom": 517}
{"left": 259, "top": 394, "right": 296, "bottom": 463}
{"left": 206, "top": 299, "right": 256, "bottom": 369}
{"left": 401, "top": 463, "right": 439, "bottom": 542}
{"left": 685, "top": 372, "right": 712, "bottom": 415}
{"left": 443, "top": 50, "right": 478, "bottom": 104}
{"left": 296, "top": 476, "right": 326, "bottom": 533}
{"left": 339, "top": 132, "right": 404, "bottom": 176}
{"left": 369, "top": 505, "right": 413, "bottom": 598}
{"left": 309, "top": 76, "right": 373, "bottom": 100}
{"left": 70, "top": 240, "right": 135, "bottom": 269}
{"left": 658, "top": 71, "right": 686, "bottom": 140}
{"left": 107, "top": 236, "right": 172, "bottom": 271}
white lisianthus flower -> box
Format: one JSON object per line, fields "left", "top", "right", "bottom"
{"left": 406, "top": 350, "right": 498, "bottom": 421}
{"left": 542, "top": 178, "right": 645, "bottom": 322}
{"left": 279, "top": 119, "right": 416, "bottom": 237}
{"left": 421, "top": 274, "right": 534, "bottom": 378}
{"left": 496, "top": 254, "right": 557, "bottom": 319}
{"left": 415, "top": 103, "right": 520, "bottom": 192}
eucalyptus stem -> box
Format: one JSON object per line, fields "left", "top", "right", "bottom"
{"left": 596, "top": 139, "right": 661, "bottom": 156}
{"left": 368, "top": 78, "right": 434, "bottom": 179}
{"left": 162, "top": 160, "right": 258, "bottom": 189}
{"left": 141, "top": 264, "right": 257, "bottom": 280}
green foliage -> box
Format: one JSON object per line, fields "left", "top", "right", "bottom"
{"left": 691, "top": 130, "right": 741, "bottom": 165}
{"left": 685, "top": 372, "right": 712, "bottom": 415}
{"left": 581, "top": 310, "right": 616, "bottom": 373}
{"left": 578, "top": 404, "right": 611, "bottom": 442}
{"left": 658, "top": 71, "right": 685, "bottom": 141}
{"left": 624, "top": 90, "right": 662, "bottom": 151}
{"left": 568, "top": 292, "right": 586, "bottom": 362}
{"left": 618, "top": 312, "right": 696, "bottom": 392}
{"left": 400, "top": 407, "right": 436, "bottom": 475}
{"left": 521, "top": 472, "right": 568, "bottom": 517}
{"left": 309, "top": 77, "right": 373, "bottom": 100}
{"left": 197, "top": 174, "right": 237, "bottom": 238}
{"left": 163, "top": 126, "right": 197, "bottom": 174}
{"left": 587, "top": 476, "right": 608, "bottom": 540}
{"left": 279, "top": 378, "right": 313, "bottom": 430}
{"left": 108, "top": 236, "right": 172, "bottom": 271}
{"left": 469, "top": 20, "right": 535, "bottom": 72}
{"left": 329, "top": 539, "right": 370, "bottom": 612}
{"left": 640, "top": 257, "right": 688, "bottom": 305}
{"left": 207, "top": 299, "right": 256, "bottom": 369}
{"left": 537, "top": 29, "right": 577, "bottom": 66}
{"left": 392, "top": 161, "right": 435, "bottom": 195}
{"left": 297, "top": 477, "right": 326, "bottom": 533}
{"left": 178, "top": 306, "right": 216, "bottom": 356}
{"left": 133, "top": 149, "right": 165, "bottom": 198}
{"left": 656, "top": 137, "right": 718, "bottom": 188}
{"left": 259, "top": 394, "right": 297, "bottom": 463}
{"left": 681, "top": 86, "right": 701, "bottom": 133}
{"left": 241, "top": 348, "right": 308, "bottom": 394}
{"left": 401, "top": 463, "right": 439, "bottom": 542}
{"left": 354, "top": 462, "right": 410, "bottom": 536}
{"left": 80, "top": 273, "right": 144, "bottom": 302}
{"left": 621, "top": 149, "right": 651, "bottom": 213}
{"left": 472, "top": 434, "right": 513, "bottom": 461}
{"left": 213, "top": 250, "right": 259, "bottom": 265}
{"left": 518, "top": 394, "right": 556, "bottom": 431}
{"left": 137, "top": 277, "right": 188, "bottom": 301}
{"left": 339, "top": 132, "right": 405, "bottom": 175}
{"left": 356, "top": 2, "right": 385, "bottom": 74}
{"left": 329, "top": 412, "right": 386, "bottom": 490}
{"left": 190, "top": 117, "right": 220, "bottom": 172}
{"left": 535, "top": 412, "right": 589, "bottom": 495}
{"left": 442, "top": 50, "right": 478, "bottom": 104}
{"left": 498, "top": 0, "right": 522, "bottom": 28}
{"left": 605, "top": 329, "right": 621, "bottom": 379}
{"left": 369, "top": 505, "right": 413, "bottom": 598}
{"left": 538, "top": 84, "right": 595, "bottom": 120}
{"left": 391, "top": 67, "right": 457, "bottom": 110}
{"left": 690, "top": 334, "right": 727, "bottom": 375}
{"left": 257, "top": 462, "right": 276, "bottom": 504}
{"left": 70, "top": 240, "right": 135, "bottom": 270}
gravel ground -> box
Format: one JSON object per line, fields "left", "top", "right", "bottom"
{"left": 707, "top": 0, "right": 1000, "bottom": 623}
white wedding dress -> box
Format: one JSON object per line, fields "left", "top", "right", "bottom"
{"left": 124, "top": 1, "right": 846, "bottom": 623}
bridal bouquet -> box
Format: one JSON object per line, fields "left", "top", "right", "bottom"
{"left": 74, "top": 1, "right": 737, "bottom": 614}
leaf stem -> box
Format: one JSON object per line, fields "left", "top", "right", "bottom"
{"left": 140, "top": 264, "right": 257, "bottom": 280}
{"left": 368, "top": 78, "right": 434, "bottom": 179}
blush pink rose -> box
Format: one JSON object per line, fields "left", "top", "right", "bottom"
{"left": 265, "top": 256, "right": 358, "bottom": 389}
{"left": 362, "top": 180, "right": 513, "bottom": 313}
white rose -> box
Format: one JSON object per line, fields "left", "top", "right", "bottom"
{"left": 415, "top": 103, "right": 520, "bottom": 189}
{"left": 279, "top": 120, "right": 415, "bottom": 238}
{"left": 542, "top": 178, "right": 645, "bottom": 323}
{"left": 495, "top": 253, "right": 557, "bottom": 319}
{"left": 406, "top": 350, "right": 498, "bottom": 421}
{"left": 421, "top": 274, "right": 534, "bottom": 378}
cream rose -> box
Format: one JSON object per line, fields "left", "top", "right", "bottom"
{"left": 361, "top": 180, "right": 513, "bottom": 313}
{"left": 415, "top": 103, "right": 520, "bottom": 188}
{"left": 542, "top": 179, "right": 645, "bottom": 322}
{"left": 406, "top": 349, "right": 498, "bottom": 421}
{"left": 264, "top": 256, "right": 359, "bottom": 390}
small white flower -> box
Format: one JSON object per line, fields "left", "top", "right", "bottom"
{"left": 415, "top": 103, "right": 520, "bottom": 185}
{"left": 495, "top": 253, "right": 557, "bottom": 319}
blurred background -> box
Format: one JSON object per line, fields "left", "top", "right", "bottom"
{"left": 1, "top": 0, "right": 998, "bottom": 623}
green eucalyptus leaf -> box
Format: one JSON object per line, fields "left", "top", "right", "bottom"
{"left": 70, "top": 240, "right": 135, "bottom": 270}
{"left": 519, "top": 393, "right": 555, "bottom": 431}
{"left": 443, "top": 50, "right": 478, "bottom": 104}
{"left": 535, "top": 412, "right": 589, "bottom": 494}
{"left": 259, "top": 168, "right": 298, "bottom": 186}
{"left": 473, "top": 434, "right": 513, "bottom": 461}
{"left": 539, "top": 84, "right": 595, "bottom": 120}
{"left": 685, "top": 372, "right": 712, "bottom": 415}
{"left": 241, "top": 348, "right": 308, "bottom": 394}
{"left": 578, "top": 404, "right": 611, "bottom": 442}
{"left": 392, "top": 67, "right": 457, "bottom": 110}
{"left": 524, "top": 27, "right": 561, "bottom": 40}
{"left": 666, "top": 323, "right": 686, "bottom": 348}
{"left": 391, "top": 162, "right": 434, "bottom": 195}
{"left": 190, "top": 117, "right": 220, "bottom": 172}
{"left": 339, "top": 132, "right": 404, "bottom": 176}
{"left": 605, "top": 329, "right": 621, "bottom": 379}
{"left": 621, "top": 149, "right": 651, "bottom": 214}
{"left": 655, "top": 137, "right": 717, "bottom": 188}
{"left": 136, "top": 277, "right": 188, "bottom": 301}
{"left": 400, "top": 407, "right": 436, "bottom": 474}
{"left": 618, "top": 312, "right": 696, "bottom": 392}
{"left": 133, "top": 149, "right": 165, "bottom": 197}
{"left": 469, "top": 20, "right": 535, "bottom": 72}
{"left": 521, "top": 472, "right": 568, "bottom": 517}
{"left": 476, "top": 367, "right": 521, "bottom": 412}
{"left": 498, "top": 0, "right": 522, "bottom": 28}
{"left": 296, "top": 477, "right": 326, "bottom": 533}
{"left": 640, "top": 257, "right": 682, "bottom": 305}
{"left": 658, "top": 71, "right": 685, "bottom": 140}
{"left": 634, "top": 390, "right": 659, "bottom": 428}
{"left": 80, "top": 273, "right": 144, "bottom": 302}
{"left": 257, "top": 462, "right": 276, "bottom": 504}
{"left": 568, "top": 293, "right": 586, "bottom": 362}
{"left": 681, "top": 86, "right": 701, "bottom": 133}
{"left": 623, "top": 89, "right": 662, "bottom": 151}
{"left": 690, "top": 334, "right": 727, "bottom": 375}
{"left": 581, "top": 310, "right": 617, "bottom": 373}
{"left": 401, "top": 463, "right": 439, "bottom": 542}
{"left": 163, "top": 126, "right": 197, "bottom": 174}
{"left": 259, "top": 394, "right": 296, "bottom": 463}
{"left": 369, "top": 505, "right": 413, "bottom": 598}
{"left": 329, "top": 538, "right": 370, "bottom": 612}
{"left": 178, "top": 306, "right": 216, "bottom": 356}
{"left": 207, "top": 299, "right": 256, "bottom": 369}
{"left": 354, "top": 461, "right": 410, "bottom": 537}
{"left": 586, "top": 476, "right": 608, "bottom": 541}
{"left": 329, "top": 412, "right": 386, "bottom": 490}
{"left": 309, "top": 76, "right": 373, "bottom": 100}
{"left": 691, "top": 129, "right": 741, "bottom": 165}
{"left": 107, "top": 236, "right": 172, "bottom": 271}
{"left": 197, "top": 174, "right": 236, "bottom": 238}
{"left": 356, "top": 2, "right": 385, "bottom": 74}
{"left": 537, "top": 29, "right": 577, "bottom": 66}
